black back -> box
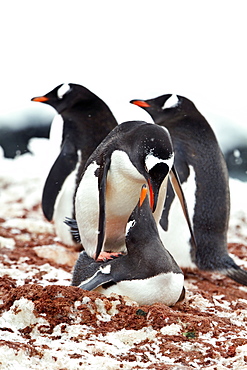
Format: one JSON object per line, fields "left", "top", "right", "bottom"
{"left": 32, "top": 83, "right": 117, "bottom": 221}
{"left": 131, "top": 95, "right": 231, "bottom": 270}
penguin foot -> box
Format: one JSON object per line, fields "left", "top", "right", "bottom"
{"left": 95, "top": 251, "right": 124, "bottom": 262}
{"left": 109, "top": 252, "right": 126, "bottom": 260}
{"left": 225, "top": 266, "right": 247, "bottom": 286}
{"left": 197, "top": 254, "right": 247, "bottom": 286}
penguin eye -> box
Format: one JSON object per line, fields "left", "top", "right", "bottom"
{"left": 57, "top": 83, "right": 71, "bottom": 99}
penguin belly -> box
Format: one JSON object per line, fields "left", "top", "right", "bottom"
{"left": 105, "top": 150, "right": 170, "bottom": 231}
{"left": 96, "top": 272, "right": 184, "bottom": 306}
{"left": 159, "top": 165, "right": 197, "bottom": 268}
{"left": 75, "top": 151, "right": 145, "bottom": 257}
{"left": 104, "top": 151, "right": 149, "bottom": 250}
{"left": 75, "top": 161, "right": 102, "bottom": 256}
{"left": 53, "top": 166, "right": 79, "bottom": 246}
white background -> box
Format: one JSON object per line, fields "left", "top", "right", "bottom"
{"left": 0, "top": 0, "right": 247, "bottom": 131}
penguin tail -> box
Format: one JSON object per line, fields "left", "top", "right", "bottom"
{"left": 64, "top": 217, "right": 81, "bottom": 243}
{"left": 224, "top": 266, "right": 247, "bottom": 286}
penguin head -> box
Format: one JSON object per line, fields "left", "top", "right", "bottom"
{"left": 129, "top": 122, "right": 174, "bottom": 212}
{"left": 130, "top": 94, "right": 184, "bottom": 124}
{"left": 31, "top": 83, "right": 101, "bottom": 114}
{"left": 125, "top": 184, "right": 158, "bottom": 247}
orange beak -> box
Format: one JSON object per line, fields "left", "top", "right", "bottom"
{"left": 130, "top": 100, "right": 150, "bottom": 108}
{"left": 147, "top": 179, "right": 155, "bottom": 210}
{"left": 139, "top": 185, "right": 148, "bottom": 207}
{"left": 31, "top": 96, "right": 49, "bottom": 102}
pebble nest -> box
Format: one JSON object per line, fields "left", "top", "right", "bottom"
{"left": 1, "top": 146, "right": 247, "bottom": 370}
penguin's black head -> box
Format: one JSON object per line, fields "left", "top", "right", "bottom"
{"left": 31, "top": 83, "right": 101, "bottom": 114}
{"left": 132, "top": 123, "right": 174, "bottom": 212}
{"left": 130, "top": 94, "right": 184, "bottom": 124}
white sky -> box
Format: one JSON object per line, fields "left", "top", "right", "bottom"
{"left": 0, "top": 1, "right": 247, "bottom": 128}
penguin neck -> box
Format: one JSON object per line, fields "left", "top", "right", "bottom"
{"left": 166, "top": 116, "right": 218, "bottom": 152}
{"left": 126, "top": 222, "right": 159, "bottom": 254}
{"left": 107, "top": 150, "right": 145, "bottom": 185}
{"left": 158, "top": 109, "right": 210, "bottom": 133}
{"left": 105, "top": 150, "right": 146, "bottom": 218}
{"left": 61, "top": 99, "right": 109, "bottom": 117}
{"left": 62, "top": 101, "right": 116, "bottom": 135}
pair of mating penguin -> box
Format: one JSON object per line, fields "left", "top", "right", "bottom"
{"left": 32, "top": 83, "right": 247, "bottom": 306}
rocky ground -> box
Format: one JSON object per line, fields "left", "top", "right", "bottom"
{"left": 1, "top": 143, "right": 247, "bottom": 369}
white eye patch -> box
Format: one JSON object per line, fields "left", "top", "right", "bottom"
{"left": 162, "top": 94, "right": 179, "bottom": 109}
{"left": 100, "top": 264, "right": 111, "bottom": 274}
{"left": 125, "top": 220, "right": 136, "bottom": 236}
{"left": 145, "top": 152, "right": 174, "bottom": 172}
{"left": 57, "top": 83, "right": 71, "bottom": 99}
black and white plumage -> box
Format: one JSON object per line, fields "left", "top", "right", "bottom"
{"left": 74, "top": 119, "right": 196, "bottom": 261}
{"left": 130, "top": 94, "right": 247, "bottom": 285}
{"left": 31, "top": 83, "right": 117, "bottom": 245}
{"left": 72, "top": 185, "right": 185, "bottom": 306}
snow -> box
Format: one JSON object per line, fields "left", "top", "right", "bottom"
{"left": 1, "top": 105, "right": 247, "bottom": 370}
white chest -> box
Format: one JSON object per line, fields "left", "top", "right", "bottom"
{"left": 97, "top": 272, "right": 184, "bottom": 306}
{"left": 53, "top": 154, "right": 81, "bottom": 246}
{"left": 75, "top": 152, "right": 145, "bottom": 256}
{"left": 105, "top": 150, "right": 145, "bottom": 216}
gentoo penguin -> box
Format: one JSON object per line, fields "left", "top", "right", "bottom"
{"left": 130, "top": 94, "right": 247, "bottom": 285}
{"left": 74, "top": 119, "right": 196, "bottom": 261}
{"left": 72, "top": 185, "right": 185, "bottom": 306}
{"left": 31, "top": 83, "right": 117, "bottom": 245}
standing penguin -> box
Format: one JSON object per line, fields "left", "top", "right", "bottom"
{"left": 130, "top": 94, "right": 247, "bottom": 285}
{"left": 74, "top": 119, "right": 196, "bottom": 261}
{"left": 31, "top": 83, "right": 117, "bottom": 245}
{"left": 72, "top": 185, "right": 185, "bottom": 306}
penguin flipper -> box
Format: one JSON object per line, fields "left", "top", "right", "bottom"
{"left": 95, "top": 155, "right": 111, "bottom": 260}
{"left": 225, "top": 265, "right": 247, "bottom": 286}
{"left": 169, "top": 165, "right": 197, "bottom": 251}
{"left": 73, "top": 252, "right": 114, "bottom": 290}
{"left": 79, "top": 269, "right": 114, "bottom": 291}
{"left": 72, "top": 252, "right": 115, "bottom": 290}
{"left": 42, "top": 135, "right": 78, "bottom": 220}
